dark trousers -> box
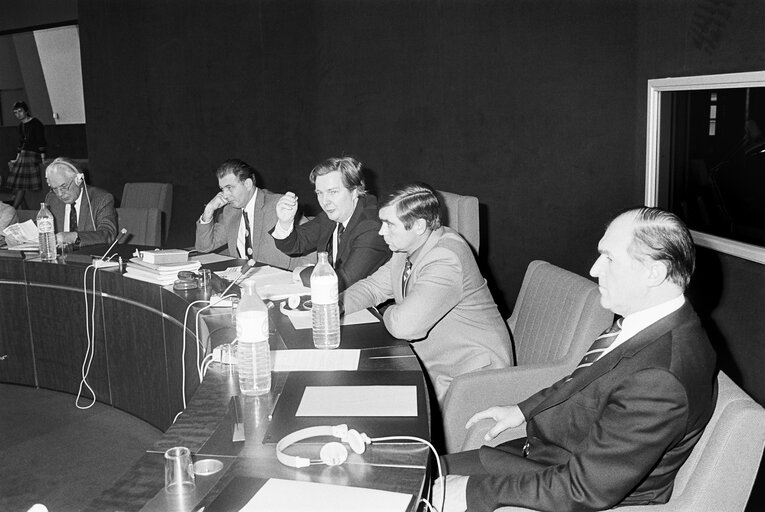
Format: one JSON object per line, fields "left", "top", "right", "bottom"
{"left": 441, "top": 437, "right": 547, "bottom": 476}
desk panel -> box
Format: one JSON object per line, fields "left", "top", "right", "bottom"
{"left": 25, "top": 263, "right": 112, "bottom": 402}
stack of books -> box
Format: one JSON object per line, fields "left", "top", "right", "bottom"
{"left": 124, "top": 257, "right": 201, "bottom": 286}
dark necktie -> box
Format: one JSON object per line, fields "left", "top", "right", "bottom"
{"left": 402, "top": 258, "right": 413, "bottom": 297}
{"left": 242, "top": 211, "right": 253, "bottom": 259}
{"left": 327, "top": 223, "right": 344, "bottom": 267}
{"left": 566, "top": 317, "right": 624, "bottom": 382}
{"left": 69, "top": 204, "right": 78, "bottom": 232}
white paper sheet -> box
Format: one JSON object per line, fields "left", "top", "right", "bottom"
{"left": 239, "top": 478, "right": 412, "bottom": 512}
{"left": 296, "top": 385, "right": 417, "bottom": 417}
{"left": 286, "top": 308, "right": 379, "bottom": 330}
{"left": 271, "top": 349, "right": 360, "bottom": 372}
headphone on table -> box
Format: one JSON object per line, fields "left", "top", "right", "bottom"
{"left": 276, "top": 424, "right": 372, "bottom": 468}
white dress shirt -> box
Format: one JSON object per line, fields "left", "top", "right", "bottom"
{"left": 602, "top": 294, "right": 686, "bottom": 358}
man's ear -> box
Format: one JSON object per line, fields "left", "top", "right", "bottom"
{"left": 413, "top": 218, "right": 428, "bottom": 236}
{"left": 646, "top": 259, "right": 669, "bottom": 287}
{"left": 244, "top": 177, "right": 255, "bottom": 190}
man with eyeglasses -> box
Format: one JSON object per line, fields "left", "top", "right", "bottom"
{"left": 45, "top": 157, "right": 118, "bottom": 247}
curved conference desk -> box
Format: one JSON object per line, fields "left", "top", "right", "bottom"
{"left": 0, "top": 248, "right": 432, "bottom": 512}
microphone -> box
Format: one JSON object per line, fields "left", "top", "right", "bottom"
{"left": 99, "top": 228, "right": 128, "bottom": 261}
{"left": 240, "top": 258, "right": 256, "bottom": 275}
{"left": 92, "top": 228, "right": 127, "bottom": 268}
{"left": 218, "top": 259, "right": 256, "bottom": 299}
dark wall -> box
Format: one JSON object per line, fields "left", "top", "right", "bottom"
{"left": 77, "top": 0, "right": 637, "bottom": 315}
{"left": 0, "top": 0, "right": 77, "bottom": 34}
{"left": 635, "top": 3, "right": 765, "bottom": 507}
{"left": 635, "top": 0, "right": 765, "bottom": 403}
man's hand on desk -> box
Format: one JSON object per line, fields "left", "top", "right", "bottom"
{"left": 55, "top": 231, "right": 78, "bottom": 246}
{"left": 432, "top": 475, "right": 468, "bottom": 512}
{"left": 466, "top": 404, "right": 525, "bottom": 442}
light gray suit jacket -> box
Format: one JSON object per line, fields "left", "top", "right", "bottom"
{"left": 342, "top": 226, "right": 512, "bottom": 403}
{"left": 0, "top": 202, "right": 18, "bottom": 233}
{"left": 45, "top": 185, "right": 118, "bottom": 246}
{"left": 195, "top": 188, "right": 310, "bottom": 270}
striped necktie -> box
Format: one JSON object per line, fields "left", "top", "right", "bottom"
{"left": 402, "top": 258, "right": 413, "bottom": 297}
{"left": 566, "top": 317, "right": 624, "bottom": 382}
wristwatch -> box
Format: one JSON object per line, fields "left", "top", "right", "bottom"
{"left": 73, "top": 234, "right": 81, "bottom": 249}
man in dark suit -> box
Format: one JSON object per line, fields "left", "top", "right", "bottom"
{"left": 195, "top": 159, "right": 311, "bottom": 270}
{"left": 271, "top": 157, "right": 390, "bottom": 290}
{"left": 435, "top": 206, "right": 717, "bottom": 512}
{"left": 45, "top": 157, "right": 118, "bottom": 247}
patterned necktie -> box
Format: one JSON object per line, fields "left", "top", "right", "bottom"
{"left": 69, "top": 204, "right": 78, "bottom": 232}
{"left": 566, "top": 317, "right": 624, "bottom": 382}
{"left": 402, "top": 258, "right": 413, "bottom": 297}
{"left": 242, "top": 210, "right": 253, "bottom": 259}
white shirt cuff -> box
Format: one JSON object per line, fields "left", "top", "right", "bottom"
{"left": 272, "top": 222, "right": 293, "bottom": 240}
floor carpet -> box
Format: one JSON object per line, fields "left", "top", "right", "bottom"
{"left": 0, "top": 384, "right": 163, "bottom": 512}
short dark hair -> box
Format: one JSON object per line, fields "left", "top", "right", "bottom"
{"left": 215, "top": 159, "right": 257, "bottom": 184}
{"left": 381, "top": 183, "right": 441, "bottom": 231}
{"left": 13, "top": 101, "right": 29, "bottom": 114}
{"left": 309, "top": 157, "right": 367, "bottom": 196}
{"left": 620, "top": 206, "right": 696, "bottom": 290}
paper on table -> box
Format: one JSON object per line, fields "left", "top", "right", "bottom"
{"left": 296, "top": 385, "right": 417, "bottom": 417}
{"left": 2, "top": 219, "right": 39, "bottom": 248}
{"left": 271, "top": 349, "right": 360, "bottom": 372}
{"left": 286, "top": 307, "right": 379, "bottom": 330}
{"left": 240, "top": 478, "right": 412, "bottom": 512}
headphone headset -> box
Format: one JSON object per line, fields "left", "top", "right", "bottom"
{"left": 276, "top": 425, "right": 445, "bottom": 511}
{"left": 51, "top": 158, "right": 85, "bottom": 185}
{"left": 276, "top": 424, "right": 372, "bottom": 468}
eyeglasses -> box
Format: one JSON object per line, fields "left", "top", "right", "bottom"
{"left": 50, "top": 179, "right": 75, "bottom": 194}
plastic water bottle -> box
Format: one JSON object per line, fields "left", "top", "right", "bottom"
{"left": 311, "top": 251, "right": 340, "bottom": 349}
{"left": 37, "top": 203, "right": 56, "bottom": 262}
{"left": 235, "top": 280, "right": 271, "bottom": 396}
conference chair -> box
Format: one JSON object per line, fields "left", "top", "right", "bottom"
{"left": 436, "top": 190, "right": 480, "bottom": 255}
{"left": 116, "top": 207, "right": 162, "bottom": 247}
{"left": 121, "top": 182, "right": 173, "bottom": 244}
{"left": 442, "top": 260, "right": 613, "bottom": 452}
{"left": 457, "top": 371, "right": 765, "bottom": 512}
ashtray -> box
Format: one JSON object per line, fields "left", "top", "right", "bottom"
{"left": 194, "top": 458, "right": 223, "bottom": 476}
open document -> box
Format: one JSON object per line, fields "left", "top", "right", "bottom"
{"left": 2, "top": 220, "right": 39, "bottom": 251}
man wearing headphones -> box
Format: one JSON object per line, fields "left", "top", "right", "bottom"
{"left": 45, "top": 157, "right": 118, "bottom": 247}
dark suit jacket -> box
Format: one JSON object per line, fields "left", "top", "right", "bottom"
{"left": 272, "top": 194, "right": 390, "bottom": 290}
{"left": 195, "top": 188, "right": 310, "bottom": 270}
{"left": 45, "top": 185, "right": 118, "bottom": 246}
{"left": 467, "top": 302, "right": 717, "bottom": 512}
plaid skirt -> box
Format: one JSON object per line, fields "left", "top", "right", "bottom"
{"left": 6, "top": 150, "right": 43, "bottom": 190}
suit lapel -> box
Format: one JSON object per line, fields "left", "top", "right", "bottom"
{"left": 526, "top": 304, "right": 691, "bottom": 419}
{"left": 336, "top": 197, "right": 365, "bottom": 265}
{"left": 249, "top": 189, "right": 266, "bottom": 261}
{"left": 401, "top": 228, "right": 442, "bottom": 297}
{"left": 79, "top": 187, "right": 91, "bottom": 231}
{"left": 226, "top": 206, "right": 242, "bottom": 257}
